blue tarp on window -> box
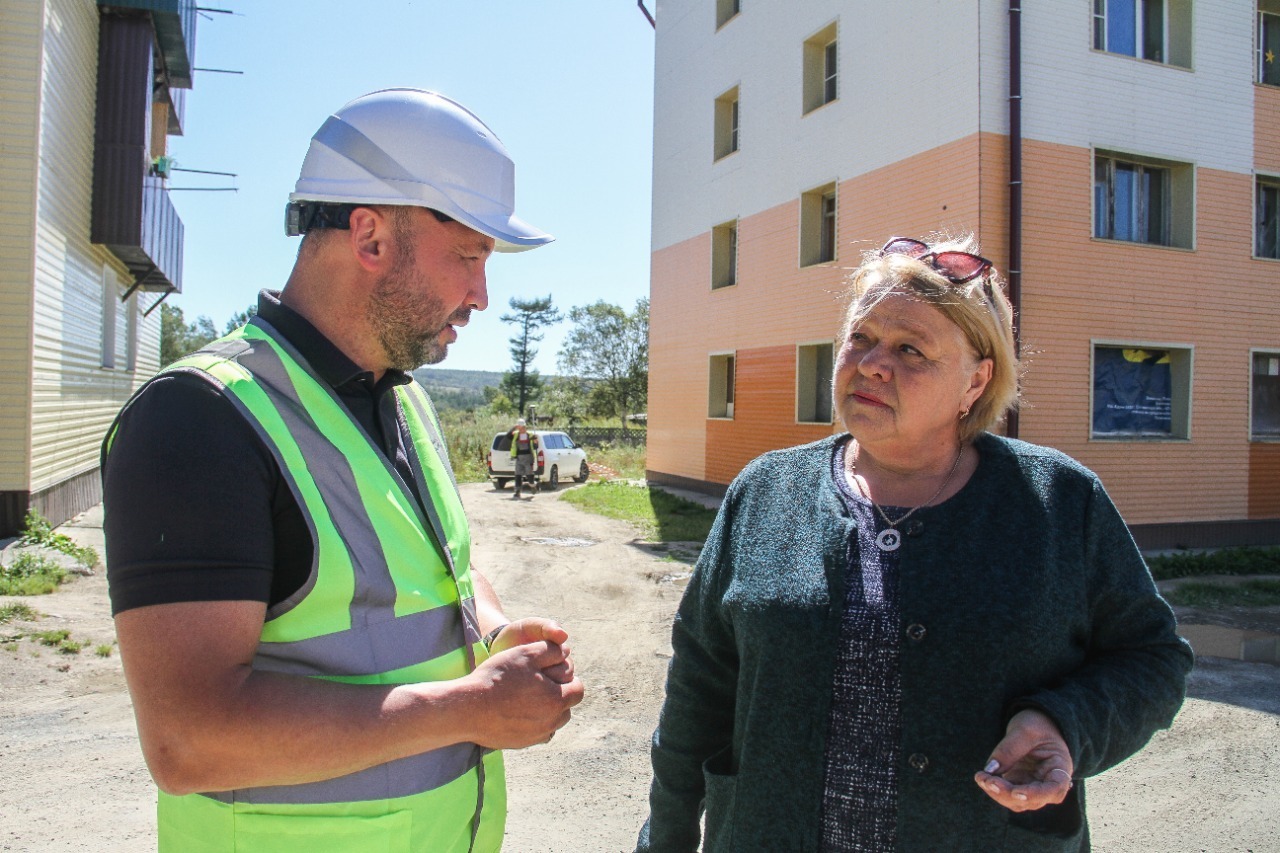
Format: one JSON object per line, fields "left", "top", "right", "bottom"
{"left": 1093, "top": 347, "right": 1172, "bottom": 435}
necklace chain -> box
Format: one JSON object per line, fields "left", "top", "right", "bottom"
{"left": 849, "top": 444, "right": 964, "bottom": 530}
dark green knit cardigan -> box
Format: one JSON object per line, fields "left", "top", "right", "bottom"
{"left": 638, "top": 433, "right": 1193, "bottom": 852}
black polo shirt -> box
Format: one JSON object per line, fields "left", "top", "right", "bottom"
{"left": 102, "top": 290, "right": 423, "bottom": 615}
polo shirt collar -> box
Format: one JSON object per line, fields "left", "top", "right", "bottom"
{"left": 254, "top": 289, "right": 412, "bottom": 393}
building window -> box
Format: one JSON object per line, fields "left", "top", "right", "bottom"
{"left": 716, "top": 0, "right": 740, "bottom": 29}
{"left": 1092, "top": 343, "right": 1192, "bottom": 439}
{"left": 125, "top": 293, "right": 138, "bottom": 371}
{"left": 800, "top": 182, "right": 838, "bottom": 267}
{"left": 1253, "top": 351, "right": 1280, "bottom": 439}
{"left": 714, "top": 86, "right": 740, "bottom": 161}
{"left": 1259, "top": 176, "right": 1280, "bottom": 259}
{"left": 712, "top": 220, "right": 738, "bottom": 289}
{"left": 1094, "top": 152, "right": 1193, "bottom": 248}
{"left": 101, "top": 265, "right": 117, "bottom": 369}
{"left": 797, "top": 342, "right": 834, "bottom": 423}
{"left": 709, "top": 353, "right": 735, "bottom": 418}
{"left": 803, "top": 22, "right": 838, "bottom": 114}
{"left": 1260, "top": 8, "right": 1280, "bottom": 85}
{"left": 1093, "top": 0, "right": 1191, "bottom": 67}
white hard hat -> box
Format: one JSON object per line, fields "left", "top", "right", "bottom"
{"left": 515, "top": 418, "right": 527, "bottom": 426}
{"left": 287, "top": 88, "right": 552, "bottom": 252}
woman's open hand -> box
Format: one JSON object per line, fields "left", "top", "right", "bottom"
{"left": 974, "top": 709, "right": 1074, "bottom": 812}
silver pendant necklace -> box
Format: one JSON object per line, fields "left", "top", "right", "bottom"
{"left": 849, "top": 444, "right": 964, "bottom": 552}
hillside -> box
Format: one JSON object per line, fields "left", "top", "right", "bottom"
{"left": 412, "top": 367, "right": 504, "bottom": 393}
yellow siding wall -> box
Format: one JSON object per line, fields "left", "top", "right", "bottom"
{"left": 28, "top": 0, "right": 160, "bottom": 494}
{"left": 0, "top": 0, "right": 43, "bottom": 490}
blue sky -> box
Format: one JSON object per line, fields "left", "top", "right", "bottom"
{"left": 166, "top": 1, "right": 656, "bottom": 374}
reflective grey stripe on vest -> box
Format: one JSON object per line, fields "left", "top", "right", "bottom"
{"left": 178, "top": 323, "right": 481, "bottom": 804}
{"left": 202, "top": 741, "right": 478, "bottom": 806}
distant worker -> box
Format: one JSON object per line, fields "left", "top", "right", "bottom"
{"left": 102, "top": 88, "right": 583, "bottom": 852}
{"left": 507, "top": 418, "right": 541, "bottom": 498}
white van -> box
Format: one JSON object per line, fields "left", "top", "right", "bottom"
{"left": 485, "top": 430, "right": 590, "bottom": 490}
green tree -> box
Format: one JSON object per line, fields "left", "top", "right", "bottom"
{"left": 223, "top": 304, "right": 258, "bottom": 335}
{"left": 558, "top": 298, "right": 649, "bottom": 428}
{"left": 159, "top": 303, "right": 217, "bottom": 365}
{"left": 499, "top": 295, "right": 562, "bottom": 416}
{"left": 540, "top": 375, "right": 592, "bottom": 426}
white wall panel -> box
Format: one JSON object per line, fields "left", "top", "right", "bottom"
{"left": 652, "top": 0, "right": 983, "bottom": 250}
{"left": 1014, "top": 0, "right": 1254, "bottom": 172}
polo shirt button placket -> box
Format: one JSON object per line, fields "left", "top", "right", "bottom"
{"left": 904, "top": 519, "right": 925, "bottom": 537}
{"left": 908, "top": 753, "right": 929, "bottom": 773}
{"left": 905, "top": 623, "right": 927, "bottom": 642}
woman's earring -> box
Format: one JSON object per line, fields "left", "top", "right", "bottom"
{"left": 959, "top": 407, "right": 971, "bottom": 421}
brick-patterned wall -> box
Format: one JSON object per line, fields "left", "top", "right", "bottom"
{"left": 1249, "top": 444, "right": 1280, "bottom": 518}
{"left": 1016, "top": 139, "right": 1273, "bottom": 525}
{"left": 704, "top": 345, "right": 833, "bottom": 485}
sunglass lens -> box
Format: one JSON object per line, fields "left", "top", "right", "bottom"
{"left": 881, "top": 238, "right": 930, "bottom": 258}
{"left": 932, "top": 252, "right": 990, "bottom": 283}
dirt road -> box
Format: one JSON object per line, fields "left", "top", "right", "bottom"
{"left": 1, "top": 484, "right": 1277, "bottom": 852}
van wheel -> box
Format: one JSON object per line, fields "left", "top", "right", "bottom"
{"left": 574, "top": 461, "right": 590, "bottom": 483}
{"left": 546, "top": 466, "right": 559, "bottom": 490}
{"left": 495, "top": 478, "right": 509, "bottom": 490}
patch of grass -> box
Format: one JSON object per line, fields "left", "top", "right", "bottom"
{"left": 56, "top": 638, "right": 83, "bottom": 655}
{"left": 561, "top": 481, "right": 717, "bottom": 543}
{"left": 1147, "top": 546, "right": 1280, "bottom": 581}
{"left": 94, "top": 644, "right": 114, "bottom": 658}
{"left": 33, "top": 629, "right": 71, "bottom": 646}
{"left": 0, "top": 602, "right": 38, "bottom": 624}
{"left": 588, "top": 441, "right": 647, "bottom": 480}
{"left": 19, "top": 509, "right": 98, "bottom": 568}
{"left": 0, "top": 552, "right": 68, "bottom": 596}
{"left": 3, "top": 642, "right": 16, "bottom": 653}
{"left": 1167, "top": 578, "right": 1280, "bottom": 608}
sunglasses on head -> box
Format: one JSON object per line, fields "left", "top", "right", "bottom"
{"left": 879, "top": 237, "right": 993, "bottom": 284}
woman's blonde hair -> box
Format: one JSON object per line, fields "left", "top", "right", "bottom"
{"left": 842, "top": 234, "right": 1020, "bottom": 442}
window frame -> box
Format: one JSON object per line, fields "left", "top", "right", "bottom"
{"left": 1250, "top": 348, "right": 1280, "bottom": 441}
{"left": 796, "top": 341, "right": 835, "bottom": 424}
{"left": 1093, "top": 150, "right": 1194, "bottom": 249}
{"left": 716, "top": 0, "right": 741, "bottom": 30}
{"left": 802, "top": 21, "right": 839, "bottom": 115}
{"left": 713, "top": 86, "right": 741, "bottom": 161}
{"left": 1092, "top": 0, "right": 1192, "bottom": 68}
{"left": 1089, "top": 340, "right": 1194, "bottom": 441}
{"left": 711, "top": 219, "right": 739, "bottom": 290}
{"left": 799, "top": 181, "right": 838, "bottom": 267}
{"left": 1260, "top": 8, "right": 1280, "bottom": 86}
{"left": 1257, "top": 174, "right": 1280, "bottom": 259}
{"left": 708, "top": 352, "right": 736, "bottom": 419}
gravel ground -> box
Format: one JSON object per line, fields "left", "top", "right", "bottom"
{"left": 1, "top": 485, "right": 1277, "bottom": 852}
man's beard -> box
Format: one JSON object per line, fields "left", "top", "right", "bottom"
{"left": 367, "top": 255, "right": 468, "bottom": 371}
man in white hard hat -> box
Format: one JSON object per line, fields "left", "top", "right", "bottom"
{"left": 102, "top": 89, "right": 581, "bottom": 852}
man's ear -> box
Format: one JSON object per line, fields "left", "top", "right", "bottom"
{"left": 347, "top": 207, "right": 390, "bottom": 273}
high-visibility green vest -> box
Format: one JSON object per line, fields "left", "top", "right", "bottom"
{"left": 111, "top": 319, "right": 504, "bottom": 852}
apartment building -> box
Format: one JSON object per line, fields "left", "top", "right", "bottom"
{"left": 0, "top": 0, "right": 197, "bottom": 535}
{"left": 646, "top": 0, "right": 1280, "bottom": 548}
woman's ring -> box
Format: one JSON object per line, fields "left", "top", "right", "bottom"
{"left": 1048, "top": 768, "right": 1072, "bottom": 786}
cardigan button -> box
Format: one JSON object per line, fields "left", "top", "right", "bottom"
{"left": 908, "top": 753, "right": 929, "bottom": 772}
{"left": 905, "top": 623, "right": 927, "bottom": 642}
{"left": 904, "top": 519, "right": 924, "bottom": 537}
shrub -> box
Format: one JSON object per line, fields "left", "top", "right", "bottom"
{"left": 0, "top": 553, "right": 67, "bottom": 596}
{"left": 18, "top": 509, "right": 99, "bottom": 568}
{"left": 1147, "top": 546, "right": 1280, "bottom": 581}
